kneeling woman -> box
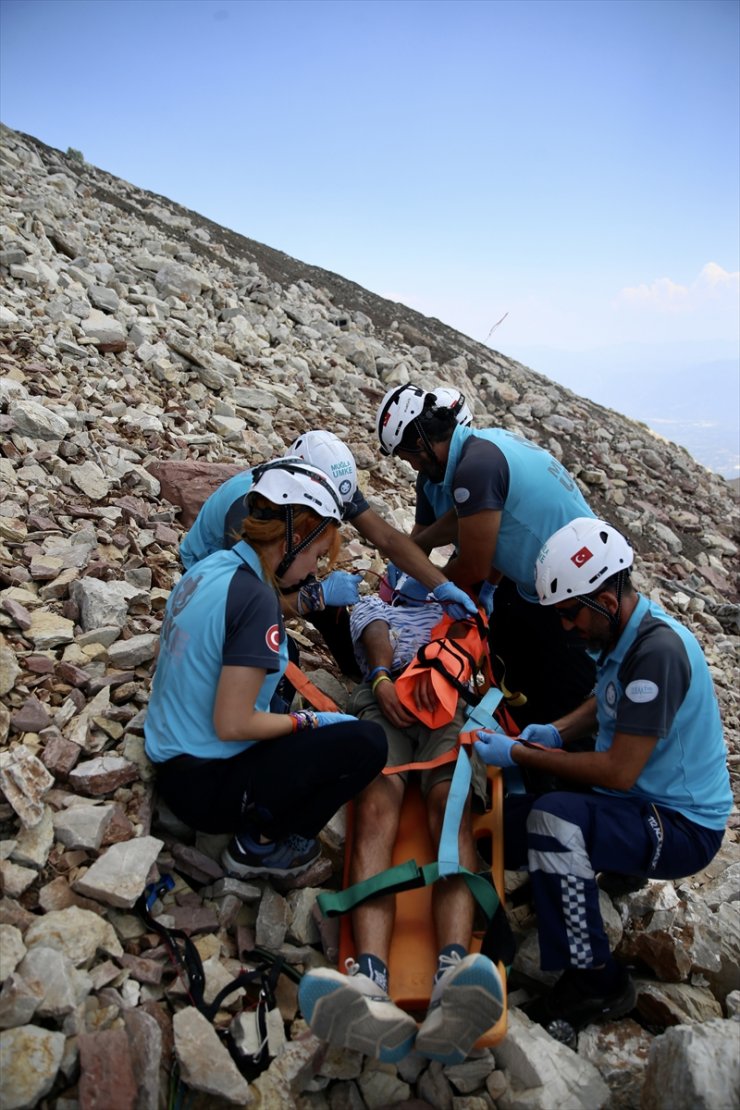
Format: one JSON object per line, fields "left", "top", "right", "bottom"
{"left": 145, "top": 458, "right": 387, "bottom": 878}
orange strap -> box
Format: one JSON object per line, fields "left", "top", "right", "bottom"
{"left": 382, "top": 732, "right": 475, "bottom": 775}
{"left": 285, "top": 661, "right": 339, "bottom": 712}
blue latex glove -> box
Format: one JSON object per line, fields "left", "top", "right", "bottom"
{"left": 478, "top": 581, "right": 497, "bottom": 617}
{"left": 315, "top": 712, "right": 359, "bottom": 727}
{"left": 473, "top": 729, "right": 521, "bottom": 767}
{"left": 431, "top": 581, "right": 478, "bottom": 620}
{"left": 519, "top": 723, "right": 563, "bottom": 749}
{"left": 321, "top": 571, "right": 363, "bottom": 607}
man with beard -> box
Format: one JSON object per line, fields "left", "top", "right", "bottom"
{"left": 376, "top": 385, "right": 597, "bottom": 731}
{"left": 473, "top": 518, "right": 732, "bottom": 1037}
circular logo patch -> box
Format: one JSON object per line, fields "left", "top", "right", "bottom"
{"left": 266, "top": 625, "right": 281, "bottom": 652}
{"left": 625, "top": 679, "right": 659, "bottom": 703}
{"left": 605, "top": 681, "right": 618, "bottom": 708}
{"left": 454, "top": 486, "right": 470, "bottom": 504}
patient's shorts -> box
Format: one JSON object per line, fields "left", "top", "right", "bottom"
{"left": 348, "top": 683, "right": 487, "bottom": 809}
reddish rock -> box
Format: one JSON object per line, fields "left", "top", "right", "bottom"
{"left": 96, "top": 340, "right": 127, "bottom": 353}
{"left": 38, "top": 875, "right": 101, "bottom": 914}
{"left": 10, "top": 694, "right": 52, "bottom": 733}
{"left": 154, "top": 522, "right": 179, "bottom": 545}
{"left": 68, "top": 757, "right": 139, "bottom": 796}
{"left": 78, "top": 1028, "right": 138, "bottom": 1110}
{"left": 40, "top": 731, "right": 82, "bottom": 777}
{"left": 147, "top": 460, "right": 243, "bottom": 527}
{"left": 1, "top": 597, "right": 32, "bottom": 629}
{"left": 100, "top": 804, "right": 135, "bottom": 844}
{"left": 112, "top": 495, "right": 150, "bottom": 527}
{"left": 697, "top": 564, "right": 733, "bottom": 597}
{"left": 55, "top": 660, "right": 91, "bottom": 687}
{"left": 168, "top": 903, "right": 220, "bottom": 935}
{"left": 118, "top": 952, "right": 164, "bottom": 985}
{"left": 169, "top": 843, "right": 224, "bottom": 884}
{"left": 25, "top": 655, "right": 56, "bottom": 675}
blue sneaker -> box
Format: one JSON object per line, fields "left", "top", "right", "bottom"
{"left": 299, "top": 959, "right": 418, "bottom": 1063}
{"left": 222, "top": 832, "right": 320, "bottom": 878}
{"left": 415, "top": 952, "right": 504, "bottom": 1065}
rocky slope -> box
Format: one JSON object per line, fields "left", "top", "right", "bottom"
{"left": 0, "top": 123, "right": 738, "bottom": 1110}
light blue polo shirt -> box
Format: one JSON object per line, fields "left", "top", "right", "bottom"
{"left": 594, "top": 594, "right": 732, "bottom": 830}
{"left": 427, "top": 425, "right": 595, "bottom": 600}
{"left": 145, "top": 540, "right": 288, "bottom": 762}
{"left": 179, "top": 471, "right": 255, "bottom": 569}
{"left": 180, "top": 472, "right": 371, "bottom": 568}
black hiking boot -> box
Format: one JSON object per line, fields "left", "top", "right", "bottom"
{"left": 524, "top": 967, "right": 636, "bottom": 1044}
{"left": 598, "top": 872, "right": 648, "bottom": 897}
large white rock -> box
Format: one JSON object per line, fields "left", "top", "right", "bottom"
{"left": 0, "top": 1025, "right": 65, "bottom": 1110}
{"left": 72, "top": 835, "right": 164, "bottom": 908}
{"left": 641, "top": 1017, "right": 740, "bottom": 1109}
{"left": 494, "top": 1008, "right": 610, "bottom": 1109}
{"left": 173, "top": 1006, "right": 252, "bottom": 1104}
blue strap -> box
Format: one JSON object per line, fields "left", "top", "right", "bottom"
{"left": 437, "top": 746, "right": 472, "bottom": 875}
{"left": 318, "top": 685, "right": 512, "bottom": 921}
{"left": 462, "top": 686, "right": 506, "bottom": 733}
{"left": 461, "top": 686, "right": 525, "bottom": 793}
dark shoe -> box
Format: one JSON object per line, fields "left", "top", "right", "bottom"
{"left": 598, "top": 872, "right": 648, "bottom": 897}
{"left": 526, "top": 968, "right": 636, "bottom": 1039}
{"left": 222, "top": 832, "right": 320, "bottom": 878}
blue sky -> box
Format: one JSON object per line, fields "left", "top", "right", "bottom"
{"left": 1, "top": 0, "right": 738, "bottom": 473}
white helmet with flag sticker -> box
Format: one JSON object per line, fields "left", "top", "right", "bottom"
{"left": 535, "top": 517, "right": 633, "bottom": 606}
{"left": 287, "top": 430, "right": 357, "bottom": 506}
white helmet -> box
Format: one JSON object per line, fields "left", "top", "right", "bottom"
{"left": 433, "top": 387, "right": 473, "bottom": 427}
{"left": 287, "top": 430, "right": 357, "bottom": 506}
{"left": 535, "top": 517, "right": 633, "bottom": 606}
{"left": 376, "top": 384, "right": 433, "bottom": 456}
{"left": 249, "top": 457, "right": 343, "bottom": 523}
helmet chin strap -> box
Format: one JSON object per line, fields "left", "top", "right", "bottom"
{"left": 411, "top": 419, "right": 447, "bottom": 482}
{"left": 276, "top": 506, "right": 330, "bottom": 579}
{"left": 579, "top": 570, "right": 627, "bottom": 658}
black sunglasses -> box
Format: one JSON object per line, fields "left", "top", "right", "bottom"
{"left": 555, "top": 600, "right": 586, "bottom": 622}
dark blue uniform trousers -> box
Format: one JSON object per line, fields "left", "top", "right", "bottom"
{"left": 504, "top": 791, "right": 724, "bottom": 970}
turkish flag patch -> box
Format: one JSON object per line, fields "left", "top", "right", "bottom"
{"left": 571, "top": 546, "right": 593, "bottom": 567}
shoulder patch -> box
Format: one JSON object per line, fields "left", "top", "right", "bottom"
{"left": 625, "top": 679, "right": 659, "bottom": 703}
{"left": 454, "top": 486, "right": 470, "bottom": 504}
{"left": 266, "top": 624, "right": 281, "bottom": 653}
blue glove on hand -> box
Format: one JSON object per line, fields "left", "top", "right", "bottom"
{"left": 431, "top": 581, "right": 478, "bottom": 620}
{"left": 315, "top": 712, "right": 359, "bottom": 727}
{"left": 473, "top": 729, "right": 521, "bottom": 767}
{"left": 320, "top": 571, "right": 363, "bottom": 608}
{"left": 478, "top": 581, "right": 497, "bottom": 617}
{"left": 519, "top": 723, "right": 563, "bottom": 749}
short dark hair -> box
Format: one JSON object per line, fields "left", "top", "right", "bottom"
{"left": 416, "top": 403, "right": 457, "bottom": 445}
{"left": 596, "top": 568, "right": 633, "bottom": 597}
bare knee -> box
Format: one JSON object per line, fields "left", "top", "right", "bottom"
{"left": 355, "top": 777, "right": 403, "bottom": 843}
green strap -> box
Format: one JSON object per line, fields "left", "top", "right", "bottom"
{"left": 317, "top": 859, "right": 499, "bottom": 920}
{"left": 317, "top": 685, "right": 508, "bottom": 925}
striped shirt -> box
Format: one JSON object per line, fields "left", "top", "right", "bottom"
{"left": 350, "top": 597, "right": 444, "bottom": 679}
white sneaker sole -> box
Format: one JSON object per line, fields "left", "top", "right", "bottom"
{"left": 299, "top": 969, "right": 417, "bottom": 1064}
{"left": 415, "top": 958, "right": 504, "bottom": 1065}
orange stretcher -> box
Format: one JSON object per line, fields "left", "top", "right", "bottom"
{"left": 336, "top": 764, "right": 508, "bottom": 1047}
